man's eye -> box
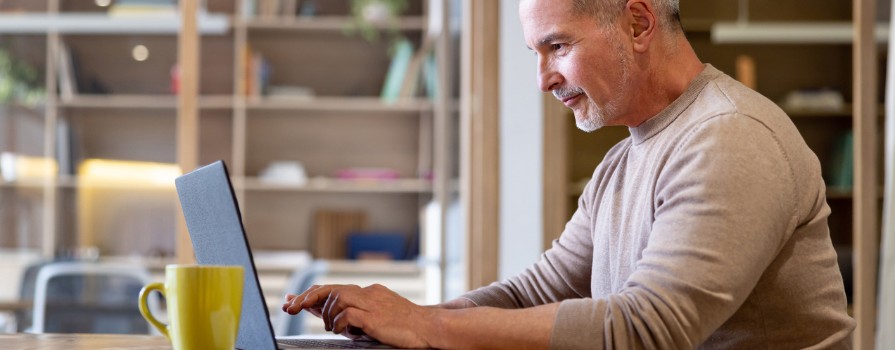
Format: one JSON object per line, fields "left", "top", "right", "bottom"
{"left": 552, "top": 43, "right": 565, "bottom": 51}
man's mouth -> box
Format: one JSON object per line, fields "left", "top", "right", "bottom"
{"left": 554, "top": 86, "right": 584, "bottom": 107}
{"left": 561, "top": 93, "right": 581, "bottom": 107}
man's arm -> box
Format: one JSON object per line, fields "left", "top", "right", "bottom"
{"left": 430, "top": 297, "right": 477, "bottom": 309}
{"left": 458, "top": 143, "right": 623, "bottom": 309}
{"left": 283, "top": 284, "right": 559, "bottom": 349}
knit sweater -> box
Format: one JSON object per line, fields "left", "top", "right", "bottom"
{"left": 461, "top": 65, "right": 855, "bottom": 349}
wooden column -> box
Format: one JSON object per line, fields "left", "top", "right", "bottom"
{"left": 462, "top": 0, "right": 500, "bottom": 289}
{"left": 176, "top": 0, "right": 200, "bottom": 264}
{"left": 231, "top": 2, "right": 248, "bottom": 208}
{"left": 433, "top": 0, "right": 451, "bottom": 303}
{"left": 42, "top": 0, "right": 61, "bottom": 259}
{"left": 852, "top": 0, "right": 879, "bottom": 348}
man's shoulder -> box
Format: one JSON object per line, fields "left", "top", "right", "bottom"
{"left": 694, "top": 70, "right": 788, "bottom": 125}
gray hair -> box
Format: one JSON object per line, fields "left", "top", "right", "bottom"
{"left": 571, "top": 0, "right": 681, "bottom": 31}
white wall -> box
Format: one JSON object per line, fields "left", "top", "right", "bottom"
{"left": 498, "top": 0, "right": 544, "bottom": 280}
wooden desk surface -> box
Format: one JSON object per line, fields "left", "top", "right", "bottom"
{"left": 0, "top": 333, "right": 172, "bottom": 349}
{"left": 0, "top": 300, "right": 31, "bottom": 312}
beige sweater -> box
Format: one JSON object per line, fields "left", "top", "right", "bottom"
{"left": 461, "top": 65, "right": 855, "bottom": 349}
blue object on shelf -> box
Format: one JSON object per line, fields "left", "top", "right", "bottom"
{"left": 347, "top": 233, "right": 408, "bottom": 260}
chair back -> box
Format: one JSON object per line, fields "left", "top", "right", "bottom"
{"left": 30, "top": 261, "right": 159, "bottom": 334}
{"left": 274, "top": 260, "right": 330, "bottom": 336}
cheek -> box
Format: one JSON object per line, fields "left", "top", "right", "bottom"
{"left": 557, "top": 56, "right": 586, "bottom": 86}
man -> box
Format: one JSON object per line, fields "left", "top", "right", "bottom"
{"left": 283, "top": 0, "right": 856, "bottom": 348}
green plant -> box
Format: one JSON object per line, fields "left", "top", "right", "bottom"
{"left": 0, "top": 47, "right": 45, "bottom": 106}
{"left": 345, "top": 0, "right": 410, "bottom": 43}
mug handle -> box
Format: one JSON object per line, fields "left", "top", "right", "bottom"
{"left": 139, "top": 282, "right": 169, "bottom": 339}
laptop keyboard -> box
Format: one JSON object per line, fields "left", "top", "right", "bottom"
{"left": 278, "top": 338, "right": 385, "bottom": 349}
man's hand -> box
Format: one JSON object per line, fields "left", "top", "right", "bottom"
{"left": 282, "top": 284, "right": 436, "bottom": 349}
{"left": 283, "top": 284, "right": 557, "bottom": 349}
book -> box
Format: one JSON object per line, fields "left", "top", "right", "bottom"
{"left": 422, "top": 50, "right": 438, "bottom": 99}
{"left": 56, "top": 42, "right": 77, "bottom": 101}
{"left": 282, "top": 0, "right": 298, "bottom": 16}
{"left": 398, "top": 37, "right": 435, "bottom": 99}
{"left": 312, "top": 210, "right": 368, "bottom": 259}
{"left": 243, "top": 46, "right": 271, "bottom": 97}
{"left": 380, "top": 38, "right": 414, "bottom": 103}
{"left": 250, "top": 51, "right": 270, "bottom": 97}
{"left": 827, "top": 130, "right": 853, "bottom": 190}
{"left": 241, "top": 0, "right": 257, "bottom": 18}
{"left": 55, "top": 116, "right": 75, "bottom": 176}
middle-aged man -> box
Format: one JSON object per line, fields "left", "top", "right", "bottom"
{"left": 283, "top": 0, "right": 857, "bottom": 348}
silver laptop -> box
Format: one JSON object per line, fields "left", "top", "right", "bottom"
{"left": 175, "top": 160, "right": 398, "bottom": 350}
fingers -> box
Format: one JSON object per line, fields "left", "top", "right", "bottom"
{"left": 321, "top": 285, "right": 368, "bottom": 331}
{"left": 281, "top": 284, "right": 373, "bottom": 334}
{"left": 331, "top": 307, "right": 368, "bottom": 337}
{"left": 283, "top": 293, "right": 297, "bottom": 305}
{"left": 282, "top": 284, "right": 327, "bottom": 314}
{"left": 322, "top": 288, "right": 339, "bottom": 331}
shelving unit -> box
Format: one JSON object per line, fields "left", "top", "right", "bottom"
{"left": 0, "top": 12, "right": 230, "bottom": 35}
{"left": 0, "top": 0, "right": 459, "bottom": 308}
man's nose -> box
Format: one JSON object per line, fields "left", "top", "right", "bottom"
{"left": 537, "top": 59, "right": 561, "bottom": 92}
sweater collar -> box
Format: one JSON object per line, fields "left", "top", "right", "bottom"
{"left": 628, "top": 64, "right": 720, "bottom": 144}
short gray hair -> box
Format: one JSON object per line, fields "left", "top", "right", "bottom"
{"left": 571, "top": 0, "right": 681, "bottom": 31}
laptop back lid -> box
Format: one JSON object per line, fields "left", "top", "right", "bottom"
{"left": 174, "top": 160, "right": 277, "bottom": 350}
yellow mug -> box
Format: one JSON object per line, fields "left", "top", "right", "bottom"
{"left": 139, "top": 265, "right": 244, "bottom": 350}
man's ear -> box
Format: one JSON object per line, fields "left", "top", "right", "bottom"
{"left": 627, "top": 0, "right": 656, "bottom": 53}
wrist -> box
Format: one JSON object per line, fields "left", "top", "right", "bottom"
{"left": 420, "top": 307, "right": 451, "bottom": 349}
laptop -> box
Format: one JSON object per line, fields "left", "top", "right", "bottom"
{"left": 175, "top": 160, "right": 399, "bottom": 350}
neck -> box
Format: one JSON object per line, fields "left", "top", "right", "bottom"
{"left": 624, "top": 33, "right": 704, "bottom": 127}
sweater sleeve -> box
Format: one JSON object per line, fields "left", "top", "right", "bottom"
{"left": 461, "top": 192, "right": 596, "bottom": 308}
{"left": 459, "top": 156, "right": 608, "bottom": 309}
{"left": 550, "top": 114, "right": 799, "bottom": 349}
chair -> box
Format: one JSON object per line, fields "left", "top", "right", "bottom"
{"left": 275, "top": 260, "right": 330, "bottom": 336}
{"left": 14, "top": 260, "right": 48, "bottom": 332}
{"left": 30, "top": 261, "right": 160, "bottom": 334}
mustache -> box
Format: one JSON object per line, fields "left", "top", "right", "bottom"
{"left": 553, "top": 86, "right": 584, "bottom": 100}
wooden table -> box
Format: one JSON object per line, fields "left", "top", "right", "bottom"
{"left": 0, "top": 301, "right": 31, "bottom": 312}
{"left": 0, "top": 333, "right": 171, "bottom": 349}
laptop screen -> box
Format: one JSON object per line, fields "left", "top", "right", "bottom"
{"left": 175, "top": 160, "right": 278, "bottom": 350}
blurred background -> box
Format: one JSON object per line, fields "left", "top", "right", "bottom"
{"left": 0, "top": 0, "right": 890, "bottom": 348}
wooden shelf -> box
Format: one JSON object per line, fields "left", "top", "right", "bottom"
{"left": 3, "top": 175, "right": 176, "bottom": 190}
{"left": 3, "top": 103, "right": 46, "bottom": 118}
{"left": 681, "top": 18, "right": 715, "bottom": 32}
{"left": 710, "top": 21, "right": 889, "bottom": 44}
{"left": 241, "top": 177, "right": 433, "bottom": 194}
{"left": 826, "top": 187, "right": 854, "bottom": 199}
{"left": 57, "top": 95, "right": 444, "bottom": 113}
{"left": 0, "top": 178, "right": 47, "bottom": 189}
{"left": 826, "top": 186, "right": 885, "bottom": 200}
{"left": 246, "top": 96, "right": 433, "bottom": 113}
{"left": 323, "top": 259, "right": 422, "bottom": 275}
{"left": 0, "top": 13, "right": 230, "bottom": 35}
{"left": 244, "top": 16, "right": 426, "bottom": 32}
{"left": 785, "top": 105, "right": 853, "bottom": 118}
{"left": 59, "top": 94, "right": 234, "bottom": 110}
{"left": 784, "top": 104, "right": 887, "bottom": 118}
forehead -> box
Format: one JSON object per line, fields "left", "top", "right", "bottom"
{"left": 519, "top": 0, "right": 596, "bottom": 46}
{"left": 519, "top": 0, "right": 576, "bottom": 26}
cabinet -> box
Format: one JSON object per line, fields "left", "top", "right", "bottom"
{"left": 0, "top": 0, "right": 459, "bottom": 305}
